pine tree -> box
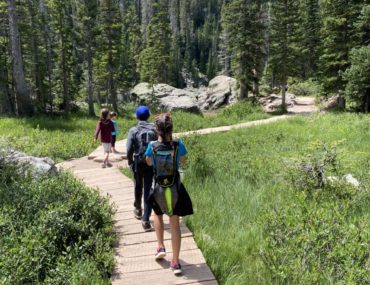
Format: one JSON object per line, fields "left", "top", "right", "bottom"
{"left": 222, "top": 0, "right": 268, "bottom": 99}
{"left": 120, "top": 4, "right": 142, "bottom": 90}
{"left": 319, "top": 0, "right": 363, "bottom": 95}
{"left": 48, "top": 0, "right": 76, "bottom": 114}
{"left": 343, "top": 4, "right": 370, "bottom": 112}
{"left": 268, "top": 0, "right": 301, "bottom": 111}
{"left": 0, "top": 1, "right": 13, "bottom": 113}
{"left": 138, "top": 2, "right": 172, "bottom": 84}
{"left": 78, "top": 0, "right": 99, "bottom": 116}
{"left": 7, "top": 0, "right": 33, "bottom": 115}
{"left": 301, "top": 0, "right": 321, "bottom": 78}
{"left": 95, "top": 0, "right": 121, "bottom": 111}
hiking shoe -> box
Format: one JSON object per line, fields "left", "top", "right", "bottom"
{"left": 107, "top": 162, "right": 113, "bottom": 167}
{"left": 170, "top": 262, "right": 182, "bottom": 275}
{"left": 101, "top": 163, "right": 106, "bottom": 168}
{"left": 155, "top": 247, "right": 166, "bottom": 260}
{"left": 133, "top": 208, "right": 142, "bottom": 220}
{"left": 142, "top": 221, "right": 152, "bottom": 232}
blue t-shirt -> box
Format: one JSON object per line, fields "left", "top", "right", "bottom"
{"left": 112, "top": 120, "right": 118, "bottom": 136}
{"left": 145, "top": 140, "right": 187, "bottom": 169}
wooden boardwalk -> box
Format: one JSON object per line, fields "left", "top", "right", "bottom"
{"left": 58, "top": 140, "right": 218, "bottom": 285}
{"left": 59, "top": 115, "right": 302, "bottom": 284}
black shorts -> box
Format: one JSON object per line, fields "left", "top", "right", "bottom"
{"left": 149, "top": 183, "right": 193, "bottom": 217}
{"left": 111, "top": 135, "right": 116, "bottom": 147}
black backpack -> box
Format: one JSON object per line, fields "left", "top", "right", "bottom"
{"left": 135, "top": 124, "right": 156, "bottom": 165}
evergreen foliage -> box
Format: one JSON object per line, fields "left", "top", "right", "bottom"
{"left": 0, "top": 0, "right": 369, "bottom": 115}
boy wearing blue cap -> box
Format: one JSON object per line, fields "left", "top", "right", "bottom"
{"left": 126, "top": 106, "right": 157, "bottom": 231}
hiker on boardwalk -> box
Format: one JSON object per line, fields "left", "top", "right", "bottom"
{"left": 146, "top": 113, "right": 193, "bottom": 275}
{"left": 94, "top": 108, "right": 115, "bottom": 168}
{"left": 126, "top": 106, "right": 157, "bottom": 231}
{"left": 110, "top": 112, "right": 119, "bottom": 153}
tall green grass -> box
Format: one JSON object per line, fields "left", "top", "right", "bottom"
{"left": 182, "top": 113, "right": 370, "bottom": 284}
{"left": 0, "top": 101, "right": 268, "bottom": 162}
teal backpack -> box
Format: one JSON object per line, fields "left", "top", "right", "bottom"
{"left": 150, "top": 141, "right": 180, "bottom": 215}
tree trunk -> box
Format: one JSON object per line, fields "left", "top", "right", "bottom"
{"left": 364, "top": 89, "right": 370, "bottom": 113}
{"left": 108, "top": 59, "right": 118, "bottom": 112}
{"left": 39, "top": 0, "right": 53, "bottom": 112}
{"left": 0, "top": 61, "right": 12, "bottom": 114}
{"left": 87, "top": 44, "right": 95, "bottom": 116}
{"left": 239, "top": 80, "right": 248, "bottom": 100}
{"left": 59, "top": 14, "right": 70, "bottom": 114}
{"left": 7, "top": 0, "right": 33, "bottom": 116}
{"left": 28, "top": 0, "right": 44, "bottom": 111}
{"left": 281, "top": 81, "right": 287, "bottom": 113}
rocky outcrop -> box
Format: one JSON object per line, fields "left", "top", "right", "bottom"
{"left": 130, "top": 75, "right": 239, "bottom": 112}
{"left": 1, "top": 149, "right": 57, "bottom": 177}
{"left": 131, "top": 83, "right": 200, "bottom": 112}
{"left": 200, "top": 75, "right": 239, "bottom": 111}
{"left": 259, "top": 93, "right": 296, "bottom": 112}
{"left": 321, "top": 95, "right": 346, "bottom": 111}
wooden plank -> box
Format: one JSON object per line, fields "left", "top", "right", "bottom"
{"left": 120, "top": 229, "right": 193, "bottom": 245}
{"left": 115, "top": 237, "right": 198, "bottom": 258}
{"left": 112, "top": 263, "right": 216, "bottom": 285}
{"left": 115, "top": 220, "right": 189, "bottom": 236}
{"left": 117, "top": 249, "right": 206, "bottom": 274}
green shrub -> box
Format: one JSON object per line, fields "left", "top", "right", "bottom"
{"left": 0, "top": 163, "right": 115, "bottom": 284}
{"left": 288, "top": 78, "right": 323, "bottom": 97}
{"left": 260, "top": 142, "right": 370, "bottom": 285}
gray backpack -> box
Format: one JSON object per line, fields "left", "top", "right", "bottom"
{"left": 135, "top": 124, "right": 156, "bottom": 164}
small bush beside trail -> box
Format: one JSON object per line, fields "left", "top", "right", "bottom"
{"left": 288, "top": 78, "right": 323, "bottom": 97}
{"left": 260, "top": 142, "right": 370, "bottom": 285}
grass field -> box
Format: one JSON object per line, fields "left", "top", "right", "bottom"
{"left": 0, "top": 101, "right": 267, "bottom": 162}
{"left": 181, "top": 113, "right": 370, "bottom": 284}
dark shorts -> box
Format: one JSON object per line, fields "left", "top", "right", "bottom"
{"left": 111, "top": 135, "right": 116, "bottom": 147}
{"left": 149, "top": 182, "right": 193, "bottom": 217}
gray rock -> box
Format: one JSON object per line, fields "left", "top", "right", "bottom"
{"left": 130, "top": 75, "right": 241, "bottom": 112}
{"left": 343, "top": 174, "right": 360, "bottom": 187}
{"left": 2, "top": 149, "right": 57, "bottom": 177}
{"left": 321, "top": 95, "right": 346, "bottom": 111}
{"left": 259, "top": 93, "right": 296, "bottom": 112}
{"left": 202, "top": 75, "right": 239, "bottom": 110}
{"left": 131, "top": 82, "right": 154, "bottom": 103}
{"left": 130, "top": 83, "right": 200, "bottom": 112}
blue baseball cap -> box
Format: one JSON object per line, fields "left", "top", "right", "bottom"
{"left": 136, "top": 106, "right": 150, "bottom": 121}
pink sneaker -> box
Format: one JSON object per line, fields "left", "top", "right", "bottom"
{"left": 154, "top": 247, "right": 166, "bottom": 260}
{"left": 170, "top": 261, "right": 182, "bottom": 275}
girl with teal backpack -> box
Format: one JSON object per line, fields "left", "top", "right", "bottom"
{"left": 145, "top": 113, "right": 193, "bottom": 275}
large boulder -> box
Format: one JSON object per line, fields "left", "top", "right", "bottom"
{"left": 321, "top": 95, "right": 346, "bottom": 111}
{"left": 1, "top": 149, "right": 57, "bottom": 177}
{"left": 130, "top": 83, "right": 200, "bottom": 112}
{"left": 200, "top": 76, "right": 239, "bottom": 110}
{"left": 259, "top": 93, "right": 296, "bottom": 112}
{"left": 130, "top": 75, "right": 240, "bottom": 112}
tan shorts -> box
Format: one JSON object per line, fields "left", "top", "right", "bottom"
{"left": 102, "top": 143, "right": 111, "bottom": 153}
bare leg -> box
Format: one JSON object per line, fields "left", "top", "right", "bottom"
{"left": 154, "top": 214, "right": 164, "bottom": 248}
{"left": 169, "top": 215, "right": 181, "bottom": 263}
{"left": 104, "top": 152, "right": 109, "bottom": 165}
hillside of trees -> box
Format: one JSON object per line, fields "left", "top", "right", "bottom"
{"left": 0, "top": 0, "right": 369, "bottom": 116}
